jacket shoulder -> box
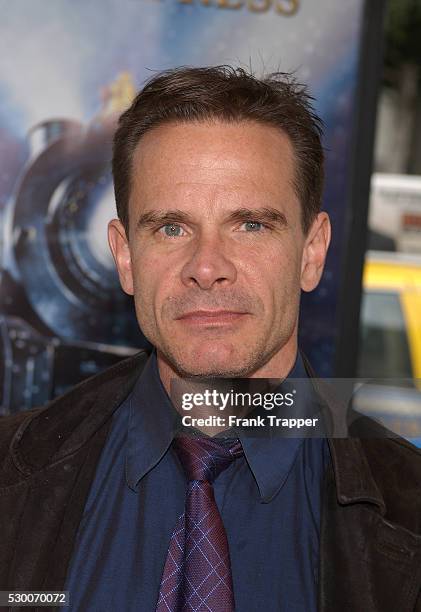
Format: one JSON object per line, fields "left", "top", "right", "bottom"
{"left": 0, "top": 408, "right": 44, "bottom": 462}
{"left": 360, "top": 433, "right": 421, "bottom": 532}
{"left": 0, "top": 349, "right": 151, "bottom": 481}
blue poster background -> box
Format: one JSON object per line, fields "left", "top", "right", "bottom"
{"left": 0, "top": 0, "right": 365, "bottom": 413}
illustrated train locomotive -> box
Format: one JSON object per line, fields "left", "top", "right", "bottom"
{"left": 0, "top": 75, "right": 150, "bottom": 414}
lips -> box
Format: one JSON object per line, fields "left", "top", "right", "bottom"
{"left": 176, "top": 310, "right": 248, "bottom": 324}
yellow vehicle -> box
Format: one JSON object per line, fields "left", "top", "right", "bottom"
{"left": 358, "top": 250, "right": 421, "bottom": 381}
{"left": 356, "top": 251, "right": 421, "bottom": 446}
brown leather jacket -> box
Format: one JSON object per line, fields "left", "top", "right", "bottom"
{"left": 1, "top": 350, "right": 421, "bottom": 611}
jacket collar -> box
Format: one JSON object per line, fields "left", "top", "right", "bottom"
{"left": 11, "top": 350, "right": 150, "bottom": 474}
{"left": 300, "top": 352, "right": 386, "bottom": 514}
{"left": 12, "top": 348, "right": 385, "bottom": 514}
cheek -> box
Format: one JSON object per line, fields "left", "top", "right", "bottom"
{"left": 247, "top": 240, "right": 301, "bottom": 285}
{"left": 256, "top": 249, "right": 302, "bottom": 312}
{"left": 132, "top": 251, "right": 178, "bottom": 316}
{"left": 131, "top": 251, "right": 160, "bottom": 305}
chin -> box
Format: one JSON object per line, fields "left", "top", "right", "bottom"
{"left": 173, "top": 346, "right": 256, "bottom": 378}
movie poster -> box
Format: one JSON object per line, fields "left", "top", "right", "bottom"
{"left": 0, "top": 0, "right": 366, "bottom": 413}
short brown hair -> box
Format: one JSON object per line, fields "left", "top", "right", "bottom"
{"left": 112, "top": 65, "right": 324, "bottom": 234}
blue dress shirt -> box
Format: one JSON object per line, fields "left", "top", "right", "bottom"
{"left": 65, "top": 349, "right": 330, "bottom": 611}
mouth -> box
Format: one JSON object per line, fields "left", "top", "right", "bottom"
{"left": 175, "top": 310, "right": 249, "bottom": 327}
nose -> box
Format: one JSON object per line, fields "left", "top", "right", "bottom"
{"left": 180, "top": 232, "right": 237, "bottom": 290}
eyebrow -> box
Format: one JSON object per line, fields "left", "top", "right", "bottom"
{"left": 136, "top": 209, "right": 192, "bottom": 231}
{"left": 135, "top": 206, "right": 288, "bottom": 231}
{"left": 225, "top": 207, "right": 288, "bottom": 228}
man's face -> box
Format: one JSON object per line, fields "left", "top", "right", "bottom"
{"left": 109, "top": 120, "right": 330, "bottom": 379}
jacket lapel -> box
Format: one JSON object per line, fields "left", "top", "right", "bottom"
{"left": 6, "top": 434, "right": 108, "bottom": 591}
{"left": 318, "top": 439, "right": 421, "bottom": 612}
{"left": 301, "top": 354, "right": 421, "bottom": 611}
{"left": 5, "top": 351, "right": 150, "bottom": 594}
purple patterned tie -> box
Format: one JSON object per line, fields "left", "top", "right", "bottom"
{"left": 156, "top": 435, "right": 244, "bottom": 612}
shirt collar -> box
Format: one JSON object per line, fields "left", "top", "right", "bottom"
{"left": 126, "top": 348, "right": 311, "bottom": 501}
{"left": 237, "top": 350, "right": 311, "bottom": 503}
{"left": 126, "top": 349, "right": 179, "bottom": 492}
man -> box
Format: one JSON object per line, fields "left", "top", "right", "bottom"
{"left": 1, "top": 66, "right": 421, "bottom": 612}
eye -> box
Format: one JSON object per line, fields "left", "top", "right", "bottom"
{"left": 158, "top": 223, "right": 186, "bottom": 238}
{"left": 240, "top": 221, "right": 265, "bottom": 232}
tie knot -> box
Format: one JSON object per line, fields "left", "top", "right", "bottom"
{"left": 173, "top": 435, "right": 243, "bottom": 483}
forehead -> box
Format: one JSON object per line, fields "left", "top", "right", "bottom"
{"left": 129, "top": 120, "right": 297, "bottom": 208}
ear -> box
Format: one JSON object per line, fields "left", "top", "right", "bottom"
{"left": 108, "top": 219, "right": 134, "bottom": 295}
{"left": 300, "top": 212, "right": 331, "bottom": 292}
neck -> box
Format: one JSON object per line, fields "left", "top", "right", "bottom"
{"left": 156, "top": 341, "right": 298, "bottom": 435}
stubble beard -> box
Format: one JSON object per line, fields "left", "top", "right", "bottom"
{"left": 155, "top": 330, "right": 289, "bottom": 379}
